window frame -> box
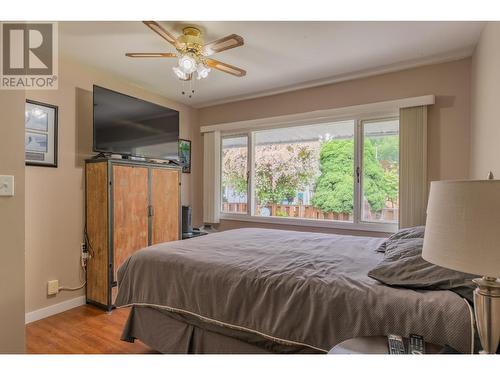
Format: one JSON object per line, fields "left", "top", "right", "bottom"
{"left": 219, "top": 113, "right": 400, "bottom": 233}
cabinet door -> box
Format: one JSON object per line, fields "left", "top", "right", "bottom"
{"left": 151, "top": 168, "right": 180, "bottom": 245}
{"left": 112, "top": 165, "right": 149, "bottom": 281}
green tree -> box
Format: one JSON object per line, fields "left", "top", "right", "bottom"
{"left": 312, "top": 138, "right": 388, "bottom": 214}
{"left": 371, "top": 135, "right": 399, "bottom": 163}
{"left": 362, "top": 139, "right": 386, "bottom": 212}
{"left": 372, "top": 135, "right": 399, "bottom": 207}
{"left": 382, "top": 167, "right": 399, "bottom": 207}
{"left": 311, "top": 140, "right": 355, "bottom": 213}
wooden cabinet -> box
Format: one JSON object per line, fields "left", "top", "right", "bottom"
{"left": 85, "top": 159, "right": 181, "bottom": 310}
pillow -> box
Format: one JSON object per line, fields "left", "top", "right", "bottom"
{"left": 375, "top": 225, "right": 425, "bottom": 253}
{"left": 368, "top": 237, "right": 478, "bottom": 302}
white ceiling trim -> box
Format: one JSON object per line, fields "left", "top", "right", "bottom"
{"left": 195, "top": 47, "right": 471, "bottom": 108}
{"left": 200, "top": 95, "right": 435, "bottom": 133}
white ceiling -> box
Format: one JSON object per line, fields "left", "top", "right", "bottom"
{"left": 59, "top": 21, "right": 484, "bottom": 108}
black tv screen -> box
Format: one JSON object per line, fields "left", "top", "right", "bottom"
{"left": 93, "top": 85, "right": 180, "bottom": 160}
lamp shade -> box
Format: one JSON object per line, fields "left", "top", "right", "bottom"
{"left": 422, "top": 180, "right": 500, "bottom": 278}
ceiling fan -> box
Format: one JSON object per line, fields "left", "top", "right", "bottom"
{"left": 126, "top": 21, "right": 246, "bottom": 84}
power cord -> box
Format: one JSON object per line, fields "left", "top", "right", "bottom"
{"left": 83, "top": 224, "right": 95, "bottom": 258}
{"left": 57, "top": 243, "right": 88, "bottom": 292}
{"left": 59, "top": 281, "right": 86, "bottom": 292}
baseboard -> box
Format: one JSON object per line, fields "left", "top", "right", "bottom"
{"left": 25, "top": 295, "right": 86, "bottom": 324}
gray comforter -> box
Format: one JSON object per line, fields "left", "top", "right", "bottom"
{"left": 115, "top": 228, "right": 473, "bottom": 353}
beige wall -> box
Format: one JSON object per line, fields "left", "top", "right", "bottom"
{"left": 199, "top": 58, "right": 471, "bottom": 235}
{"left": 0, "top": 90, "right": 26, "bottom": 353}
{"left": 25, "top": 58, "right": 200, "bottom": 314}
{"left": 470, "top": 22, "right": 500, "bottom": 179}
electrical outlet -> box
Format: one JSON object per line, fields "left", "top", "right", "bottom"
{"left": 47, "top": 280, "right": 59, "bottom": 295}
{"left": 81, "top": 250, "right": 89, "bottom": 268}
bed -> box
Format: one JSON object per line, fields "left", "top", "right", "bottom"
{"left": 114, "top": 228, "right": 474, "bottom": 354}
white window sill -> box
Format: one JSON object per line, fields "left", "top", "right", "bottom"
{"left": 219, "top": 213, "right": 398, "bottom": 234}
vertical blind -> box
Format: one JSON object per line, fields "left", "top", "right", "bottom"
{"left": 203, "top": 131, "right": 221, "bottom": 224}
{"left": 399, "top": 105, "right": 428, "bottom": 228}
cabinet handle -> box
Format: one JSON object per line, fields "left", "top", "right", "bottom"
{"left": 148, "top": 205, "right": 155, "bottom": 217}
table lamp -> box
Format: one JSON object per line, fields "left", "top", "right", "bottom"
{"left": 422, "top": 179, "right": 500, "bottom": 354}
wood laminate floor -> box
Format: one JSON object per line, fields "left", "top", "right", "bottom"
{"left": 26, "top": 304, "right": 157, "bottom": 354}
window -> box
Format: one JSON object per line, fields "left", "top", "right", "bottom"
{"left": 220, "top": 117, "right": 399, "bottom": 230}
{"left": 221, "top": 136, "right": 248, "bottom": 214}
{"left": 254, "top": 121, "right": 355, "bottom": 221}
{"left": 361, "top": 119, "right": 399, "bottom": 223}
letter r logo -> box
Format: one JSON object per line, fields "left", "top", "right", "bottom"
{"left": 2, "top": 23, "right": 53, "bottom": 75}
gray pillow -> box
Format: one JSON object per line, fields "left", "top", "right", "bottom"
{"left": 368, "top": 237, "right": 478, "bottom": 302}
{"left": 375, "top": 225, "right": 425, "bottom": 253}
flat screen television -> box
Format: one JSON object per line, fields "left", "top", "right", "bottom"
{"left": 93, "top": 85, "right": 180, "bottom": 160}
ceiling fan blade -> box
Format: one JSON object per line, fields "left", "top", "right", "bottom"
{"left": 143, "top": 21, "right": 180, "bottom": 49}
{"left": 126, "top": 52, "right": 177, "bottom": 58}
{"left": 203, "top": 34, "right": 244, "bottom": 56}
{"left": 205, "top": 58, "right": 246, "bottom": 77}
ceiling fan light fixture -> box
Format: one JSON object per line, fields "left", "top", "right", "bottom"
{"left": 178, "top": 53, "right": 197, "bottom": 74}
{"left": 127, "top": 22, "right": 246, "bottom": 89}
{"left": 172, "top": 66, "right": 188, "bottom": 80}
{"left": 196, "top": 64, "right": 211, "bottom": 80}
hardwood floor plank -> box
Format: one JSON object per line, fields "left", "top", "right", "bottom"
{"left": 26, "top": 305, "right": 157, "bottom": 354}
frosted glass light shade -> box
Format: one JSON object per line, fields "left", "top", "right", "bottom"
{"left": 196, "top": 65, "right": 211, "bottom": 80}
{"left": 178, "top": 54, "right": 197, "bottom": 74}
{"left": 422, "top": 180, "right": 500, "bottom": 278}
{"left": 172, "top": 66, "right": 187, "bottom": 80}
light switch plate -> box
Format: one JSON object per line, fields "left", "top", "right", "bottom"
{"left": 0, "top": 175, "right": 14, "bottom": 196}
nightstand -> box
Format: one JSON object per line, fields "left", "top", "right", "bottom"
{"left": 328, "top": 336, "right": 455, "bottom": 354}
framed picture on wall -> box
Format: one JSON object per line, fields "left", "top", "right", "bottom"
{"left": 179, "top": 139, "right": 191, "bottom": 174}
{"left": 25, "top": 100, "right": 58, "bottom": 167}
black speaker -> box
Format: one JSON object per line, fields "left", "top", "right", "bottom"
{"left": 182, "top": 206, "right": 192, "bottom": 234}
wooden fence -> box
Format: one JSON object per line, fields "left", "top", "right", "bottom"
{"left": 221, "top": 202, "right": 397, "bottom": 222}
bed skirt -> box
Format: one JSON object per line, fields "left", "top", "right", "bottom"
{"left": 121, "top": 305, "right": 321, "bottom": 354}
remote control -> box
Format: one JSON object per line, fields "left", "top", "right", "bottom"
{"left": 409, "top": 334, "right": 425, "bottom": 354}
{"left": 388, "top": 334, "right": 406, "bottom": 354}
